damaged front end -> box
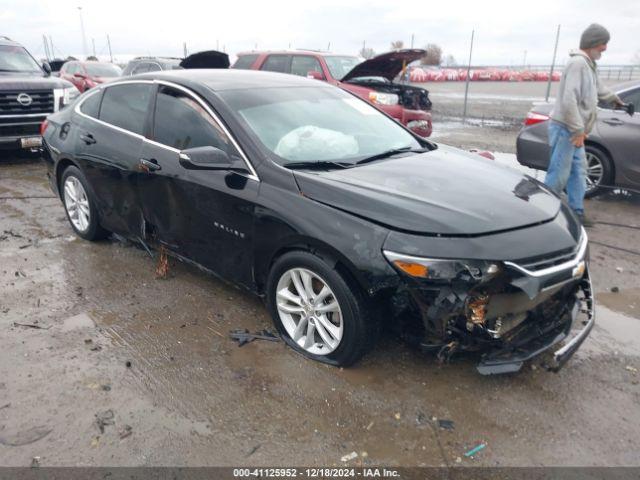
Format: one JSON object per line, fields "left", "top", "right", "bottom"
{"left": 383, "top": 228, "right": 594, "bottom": 374}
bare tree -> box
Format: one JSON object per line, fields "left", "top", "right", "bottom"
{"left": 420, "top": 44, "right": 443, "bottom": 66}
{"left": 390, "top": 40, "right": 404, "bottom": 50}
{"left": 359, "top": 47, "right": 376, "bottom": 59}
{"left": 442, "top": 54, "right": 457, "bottom": 67}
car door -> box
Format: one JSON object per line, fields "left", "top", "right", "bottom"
{"left": 74, "top": 82, "right": 154, "bottom": 237}
{"left": 596, "top": 87, "right": 640, "bottom": 185}
{"left": 137, "top": 83, "right": 259, "bottom": 288}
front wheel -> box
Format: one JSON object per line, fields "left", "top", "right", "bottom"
{"left": 266, "top": 251, "right": 377, "bottom": 366}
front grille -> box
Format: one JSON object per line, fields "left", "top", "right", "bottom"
{"left": 512, "top": 242, "right": 581, "bottom": 273}
{"left": 0, "top": 90, "right": 54, "bottom": 115}
{"left": 0, "top": 123, "right": 40, "bottom": 136}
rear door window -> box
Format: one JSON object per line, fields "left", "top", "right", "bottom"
{"left": 261, "top": 55, "right": 291, "bottom": 73}
{"left": 152, "top": 85, "right": 235, "bottom": 152}
{"left": 291, "top": 56, "right": 323, "bottom": 77}
{"left": 99, "top": 83, "right": 152, "bottom": 135}
{"left": 79, "top": 91, "right": 102, "bottom": 118}
{"left": 232, "top": 54, "right": 258, "bottom": 69}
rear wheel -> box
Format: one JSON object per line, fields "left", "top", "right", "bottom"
{"left": 61, "top": 166, "right": 109, "bottom": 241}
{"left": 266, "top": 251, "right": 377, "bottom": 366}
{"left": 585, "top": 145, "right": 613, "bottom": 198}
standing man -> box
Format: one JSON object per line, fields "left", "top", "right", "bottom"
{"left": 545, "top": 23, "right": 624, "bottom": 226}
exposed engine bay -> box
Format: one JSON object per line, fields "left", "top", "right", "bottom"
{"left": 346, "top": 78, "right": 432, "bottom": 111}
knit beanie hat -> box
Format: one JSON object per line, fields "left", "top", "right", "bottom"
{"left": 580, "top": 24, "right": 610, "bottom": 49}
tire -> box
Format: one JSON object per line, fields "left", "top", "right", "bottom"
{"left": 60, "top": 165, "right": 109, "bottom": 241}
{"left": 584, "top": 145, "right": 613, "bottom": 198}
{"left": 266, "top": 250, "right": 377, "bottom": 367}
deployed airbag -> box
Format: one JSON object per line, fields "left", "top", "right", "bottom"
{"left": 275, "top": 125, "right": 358, "bottom": 161}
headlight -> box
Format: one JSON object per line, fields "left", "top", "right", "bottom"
{"left": 54, "top": 86, "right": 80, "bottom": 110}
{"left": 62, "top": 86, "right": 80, "bottom": 105}
{"left": 383, "top": 250, "right": 499, "bottom": 280}
{"left": 368, "top": 91, "right": 399, "bottom": 106}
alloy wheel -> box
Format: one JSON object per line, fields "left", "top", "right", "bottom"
{"left": 275, "top": 268, "right": 344, "bottom": 355}
{"left": 585, "top": 152, "right": 604, "bottom": 193}
{"left": 63, "top": 176, "right": 91, "bottom": 232}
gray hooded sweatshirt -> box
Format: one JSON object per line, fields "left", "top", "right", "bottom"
{"left": 551, "top": 50, "right": 619, "bottom": 136}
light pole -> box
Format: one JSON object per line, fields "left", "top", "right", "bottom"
{"left": 78, "top": 6, "right": 88, "bottom": 58}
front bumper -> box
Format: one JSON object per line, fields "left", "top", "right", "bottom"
{"left": 476, "top": 269, "right": 595, "bottom": 374}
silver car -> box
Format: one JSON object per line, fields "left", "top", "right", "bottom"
{"left": 516, "top": 81, "right": 640, "bottom": 196}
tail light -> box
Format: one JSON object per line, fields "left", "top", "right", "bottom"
{"left": 524, "top": 112, "right": 550, "bottom": 126}
{"left": 40, "top": 119, "right": 49, "bottom": 136}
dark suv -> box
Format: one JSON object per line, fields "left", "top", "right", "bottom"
{"left": 234, "top": 49, "right": 433, "bottom": 137}
{"left": 0, "top": 36, "right": 79, "bottom": 153}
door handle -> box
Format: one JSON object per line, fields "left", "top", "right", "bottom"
{"left": 80, "top": 133, "right": 96, "bottom": 145}
{"left": 603, "top": 118, "right": 624, "bottom": 126}
{"left": 139, "top": 158, "right": 161, "bottom": 173}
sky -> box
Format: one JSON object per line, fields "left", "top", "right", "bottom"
{"left": 2, "top": 0, "right": 639, "bottom": 66}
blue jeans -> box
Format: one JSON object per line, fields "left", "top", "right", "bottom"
{"left": 544, "top": 121, "right": 587, "bottom": 215}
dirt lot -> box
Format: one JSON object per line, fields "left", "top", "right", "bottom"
{"left": 1, "top": 144, "right": 639, "bottom": 467}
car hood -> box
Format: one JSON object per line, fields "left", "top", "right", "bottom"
{"left": 341, "top": 49, "right": 426, "bottom": 82}
{"left": 180, "top": 50, "right": 230, "bottom": 69}
{"left": 0, "top": 72, "right": 73, "bottom": 90}
{"left": 293, "top": 145, "right": 561, "bottom": 236}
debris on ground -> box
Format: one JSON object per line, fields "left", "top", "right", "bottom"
{"left": 101, "top": 384, "right": 111, "bottom": 391}
{"left": 94, "top": 410, "right": 115, "bottom": 434}
{"left": 0, "top": 403, "right": 10, "bottom": 410}
{"left": 13, "top": 322, "right": 51, "bottom": 330}
{"left": 229, "top": 329, "right": 280, "bottom": 346}
{"left": 455, "top": 456, "right": 462, "bottom": 464}
{"left": 30, "top": 456, "right": 40, "bottom": 468}
{"left": 341, "top": 451, "right": 358, "bottom": 462}
{"left": 626, "top": 365, "right": 638, "bottom": 374}
{"left": 155, "top": 246, "right": 169, "bottom": 279}
{"left": 90, "top": 436, "right": 100, "bottom": 448}
{"left": 394, "top": 412, "right": 401, "bottom": 420}
{"left": 246, "top": 444, "right": 261, "bottom": 457}
{"left": 0, "top": 426, "right": 52, "bottom": 446}
{"left": 119, "top": 425, "right": 132, "bottom": 440}
{"left": 438, "top": 419, "right": 455, "bottom": 431}
{"left": 616, "top": 267, "right": 624, "bottom": 273}
{"left": 464, "top": 443, "right": 487, "bottom": 458}
{"left": 365, "top": 421, "right": 374, "bottom": 431}
{"left": 125, "top": 361, "right": 132, "bottom": 368}
{"left": 611, "top": 286, "right": 620, "bottom": 293}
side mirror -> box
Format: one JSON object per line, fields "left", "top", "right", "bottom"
{"left": 307, "top": 70, "right": 325, "bottom": 81}
{"left": 42, "top": 62, "right": 52, "bottom": 76}
{"left": 179, "top": 146, "right": 248, "bottom": 172}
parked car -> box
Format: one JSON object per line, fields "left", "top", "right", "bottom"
{"left": 59, "top": 61, "right": 122, "bottom": 92}
{"left": 122, "top": 51, "right": 229, "bottom": 76}
{"left": 122, "top": 57, "right": 183, "bottom": 75}
{"left": 0, "top": 36, "right": 79, "bottom": 153}
{"left": 517, "top": 80, "right": 640, "bottom": 196}
{"left": 41, "top": 69, "right": 593, "bottom": 374}
{"left": 233, "top": 49, "right": 433, "bottom": 137}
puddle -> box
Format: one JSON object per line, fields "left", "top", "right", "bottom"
{"left": 581, "top": 304, "right": 640, "bottom": 357}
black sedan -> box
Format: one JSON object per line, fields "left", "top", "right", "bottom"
{"left": 42, "top": 70, "right": 594, "bottom": 374}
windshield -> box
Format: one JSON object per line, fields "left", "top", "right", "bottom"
{"left": 0, "top": 45, "right": 42, "bottom": 73}
{"left": 220, "top": 86, "right": 422, "bottom": 166}
{"left": 84, "top": 63, "right": 122, "bottom": 77}
{"left": 324, "top": 56, "right": 362, "bottom": 79}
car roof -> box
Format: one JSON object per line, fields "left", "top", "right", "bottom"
{"left": 0, "top": 37, "right": 24, "bottom": 47}
{"left": 131, "top": 68, "right": 329, "bottom": 91}
{"left": 236, "top": 50, "right": 357, "bottom": 58}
